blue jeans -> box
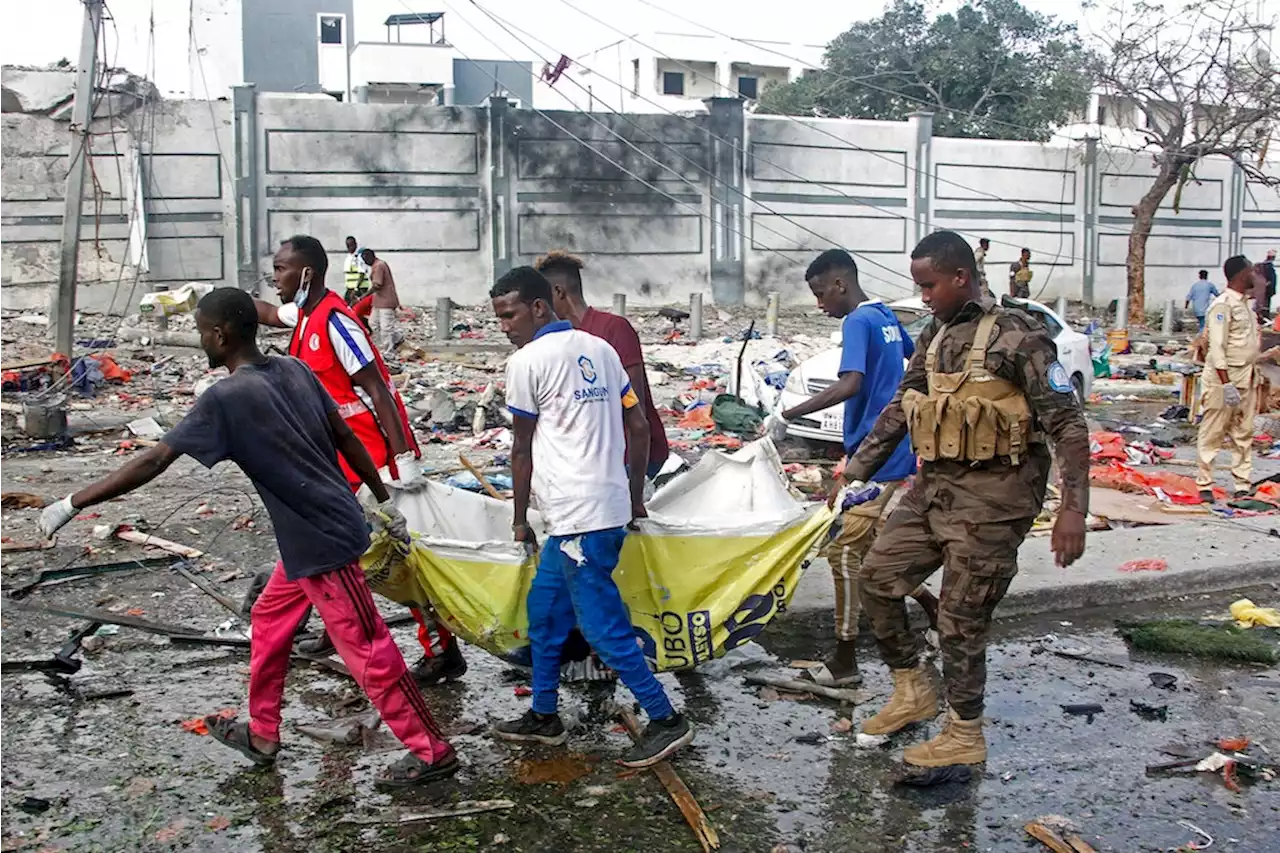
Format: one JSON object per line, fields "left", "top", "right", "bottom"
{"left": 528, "top": 527, "right": 674, "bottom": 720}
{"left": 1197, "top": 314, "right": 1206, "bottom": 331}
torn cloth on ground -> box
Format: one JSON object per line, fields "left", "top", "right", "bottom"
{"left": 362, "top": 439, "right": 828, "bottom": 672}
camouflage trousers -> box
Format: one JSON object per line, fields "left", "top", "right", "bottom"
{"left": 858, "top": 483, "right": 1035, "bottom": 719}
{"left": 822, "top": 481, "right": 902, "bottom": 642}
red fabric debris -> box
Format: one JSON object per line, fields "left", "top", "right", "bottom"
{"left": 1118, "top": 558, "right": 1168, "bottom": 573}
{"left": 513, "top": 685, "right": 532, "bottom": 697}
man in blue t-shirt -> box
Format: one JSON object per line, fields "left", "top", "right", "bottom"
{"left": 1185, "top": 269, "right": 1220, "bottom": 332}
{"left": 778, "top": 249, "right": 939, "bottom": 687}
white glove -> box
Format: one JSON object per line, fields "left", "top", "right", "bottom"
{"left": 393, "top": 451, "right": 424, "bottom": 490}
{"left": 761, "top": 413, "right": 789, "bottom": 443}
{"left": 365, "top": 499, "right": 410, "bottom": 543}
{"left": 39, "top": 495, "right": 77, "bottom": 539}
{"left": 1222, "top": 384, "right": 1242, "bottom": 408}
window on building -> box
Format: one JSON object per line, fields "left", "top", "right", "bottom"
{"left": 320, "top": 15, "right": 343, "bottom": 45}
{"left": 632, "top": 59, "right": 640, "bottom": 95}
{"left": 738, "top": 76, "right": 758, "bottom": 99}
{"left": 1096, "top": 104, "right": 1107, "bottom": 125}
{"left": 662, "top": 71, "right": 684, "bottom": 96}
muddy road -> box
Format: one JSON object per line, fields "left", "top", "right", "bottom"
{"left": 2, "top": 454, "right": 1279, "bottom": 853}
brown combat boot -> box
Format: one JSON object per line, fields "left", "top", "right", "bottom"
{"left": 861, "top": 666, "right": 938, "bottom": 735}
{"left": 902, "top": 708, "right": 987, "bottom": 767}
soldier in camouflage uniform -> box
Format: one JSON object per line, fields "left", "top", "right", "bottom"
{"left": 834, "top": 230, "right": 1089, "bottom": 767}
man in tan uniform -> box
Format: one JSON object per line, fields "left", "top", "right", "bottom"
{"left": 834, "top": 230, "right": 1089, "bottom": 767}
{"left": 1197, "top": 255, "right": 1263, "bottom": 501}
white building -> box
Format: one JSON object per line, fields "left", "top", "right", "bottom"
{"left": 541, "top": 31, "right": 823, "bottom": 113}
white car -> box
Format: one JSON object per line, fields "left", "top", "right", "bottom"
{"left": 778, "top": 296, "right": 1093, "bottom": 444}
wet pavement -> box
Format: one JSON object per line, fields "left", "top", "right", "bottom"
{"left": 3, "top": 434, "right": 1280, "bottom": 853}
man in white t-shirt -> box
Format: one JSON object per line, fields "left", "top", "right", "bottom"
{"left": 488, "top": 266, "right": 693, "bottom": 769}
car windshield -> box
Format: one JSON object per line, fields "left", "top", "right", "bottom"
{"left": 892, "top": 308, "right": 932, "bottom": 341}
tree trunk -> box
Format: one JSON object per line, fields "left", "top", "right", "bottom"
{"left": 1125, "top": 165, "right": 1182, "bottom": 325}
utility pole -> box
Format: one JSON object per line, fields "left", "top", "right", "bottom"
{"left": 53, "top": 0, "right": 104, "bottom": 360}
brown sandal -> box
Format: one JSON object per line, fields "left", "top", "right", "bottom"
{"left": 207, "top": 717, "right": 278, "bottom": 766}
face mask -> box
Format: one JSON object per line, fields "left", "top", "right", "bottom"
{"left": 294, "top": 269, "right": 312, "bottom": 307}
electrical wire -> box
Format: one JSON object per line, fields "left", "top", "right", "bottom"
{"left": 558, "top": 0, "right": 1235, "bottom": 249}
{"left": 476, "top": 0, "right": 1085, "bottom": 274}
{"left": 449, "top": 0, "right": 919, "bottom": 294}
{"left": 396, "top": 0, "right": 917, "bottom": 294}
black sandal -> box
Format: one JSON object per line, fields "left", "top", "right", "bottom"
{"left": 206, "top": 717, "right": 278, "bottom": 766}
{"left": 376, "top": 748, "right": 459, "bottom": 790}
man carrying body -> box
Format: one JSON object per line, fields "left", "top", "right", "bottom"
{"left": 974, "top": 238, "right": 990, "bottom": 296}
{"left": 538, "top": 250, "right": 669, "bottom": 481}
{"left": 39, "top": 288, "right": 455, "bottom": 788}
{"left": 254, "top": 235, "right": 466, "bottom": 685}
{"left": 839, "top": 230, "right": 1088, "bottom": 767}
{"left": 1186, "top": 270, "right": 1220, "bottom": 333}
{"left": 342, "top": 236, "right": 370, "bottom": 306}
{"left": 1009, "top": 248, "right": 1033, "bottom": 299}
{"left": 489, "top": 266, "right": 693, "bottom": 768}
{"left": 771, "top": 249, "right": 938, "bottom": 687}
{"left": 1196, "top": 256, "right": 1263, "bottom": 502}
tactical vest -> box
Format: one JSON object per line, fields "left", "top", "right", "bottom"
{"left": 900, "top": 312, "right": 1038, "bottom": 465}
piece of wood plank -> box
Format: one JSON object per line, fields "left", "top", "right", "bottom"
{"left": 1024, "top": 822, "right": 1076, "bottom": 853}
{"left": 338, "top": 800, "right": 516, "bottom": 826}
{"left": 743, "top": 673, "right": 864, "bottom": 704}
{"left": 458, "top": 453, "right": 505, "bottom": 501}
{"left": 1, "top": 357, "right": 56, "bottom": 371}
{"left": 1065, "top": 835, "right": 1098, "bottom": 853}
{"left": 617, "top": 708, "right": 719, "bottom": 853}
{"left": 8, "top": 601, "right": 206, "bottom": 637}
{"left": 172, "top": 564, "right": 239, "bottom": 615}
{"left": 115, "top": 528, "right": 204, "bottom": 559}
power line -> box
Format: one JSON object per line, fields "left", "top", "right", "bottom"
{"left": 480, "top": 0, "right": 1090, "bottom": 272}
{"left": 455, "top": 0, "right": 920, "bottom": 292}
{"left": 558, "top": 0, "right": 1238, "bottom": 249}
{"left": 397, "top": 0, "right": 917, "bottom": 294}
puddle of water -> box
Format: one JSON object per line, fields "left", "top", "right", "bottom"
{"left": 514, "top": 752, "right": 597, "bottom": 785}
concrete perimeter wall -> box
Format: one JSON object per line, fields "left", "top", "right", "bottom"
{"left": 4, "top": 90, "right": 1278, "bottom": 313}
{"left": 1, "top": 100, "right": 236, "bottom": 313}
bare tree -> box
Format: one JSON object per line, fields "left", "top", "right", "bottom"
{"left": 1092, "top": 0, "right": 1277, "bottom": 320}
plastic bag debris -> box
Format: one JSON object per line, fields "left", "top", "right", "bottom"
{"left": 855, "top": 733, "right": 889, "bottom": 749}
{"left": 1229, "top": 598, "right": 1280, "bottom": 628}
{"left": 139, "top": 283, "right": 213, "bottom": 316}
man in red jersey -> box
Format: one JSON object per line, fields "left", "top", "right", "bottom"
{"left": 252, "top": 234, "right": 466, "bottom": 686}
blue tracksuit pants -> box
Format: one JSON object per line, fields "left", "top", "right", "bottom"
{"left": 528, "top": 527, "right": 674, "bottom": 720}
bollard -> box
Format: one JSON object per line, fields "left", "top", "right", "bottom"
{"left": 1055, "top": 295, "right": 1067, "bottom": 320}
{"left": 612, "top": 293, "right": 626, "bottom": 317}
{"left": 434, "top": 297, "right": 452, "bottom": 342}
{"left": 689, "top": 293, "right": 703, "bottom": 341}
{"left": 766, "top": 291, "right": 780, "bottom": 337}
{"left": 1161, "top": 299, "right": 1176, "bottom": 335}
{"left": 1114, "top": 295, "right": 1128, "bottom": 331}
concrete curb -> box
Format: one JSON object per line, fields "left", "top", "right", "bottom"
{"left": 785, "top": 556, "right": 1280, "bottom": 624}
{"left": 990, "top": 557, "right": 1280, "bottom": 618}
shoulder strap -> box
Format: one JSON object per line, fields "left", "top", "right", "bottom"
{"left": 925, "top": 322, "right": 948, "bottom": 372}
{"left": 967, "top": 312, "right": 1000, "bottom": 372}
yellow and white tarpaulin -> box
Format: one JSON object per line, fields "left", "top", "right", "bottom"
{"left": 362, "top": 439, "right": 831, "bottom": 672}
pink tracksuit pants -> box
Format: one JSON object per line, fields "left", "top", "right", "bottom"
{"left": 248, "top": 560, "right": 450, "bottom": 763}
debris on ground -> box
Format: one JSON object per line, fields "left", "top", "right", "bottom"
{"left": 1229, "top": 598, "right": 1280, "bottom": 628}
{"left": 295, "top": 710, "right": 381, "bottom": 745}
{"left": 1024, "top": 814, "right": 1098, "bottom": 853}
{"left": 1118, "top": 558, "right": 1169, "bottom": 573}
{"left": 1119, "top": 618, "right": 1280, "bottom": 663}
{"left": 895, "top": 765, "right": 974, "bottom": 787}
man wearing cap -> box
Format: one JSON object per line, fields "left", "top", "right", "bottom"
{"left": 1196, "top": 255, "right": 1263, "bottom": 502}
